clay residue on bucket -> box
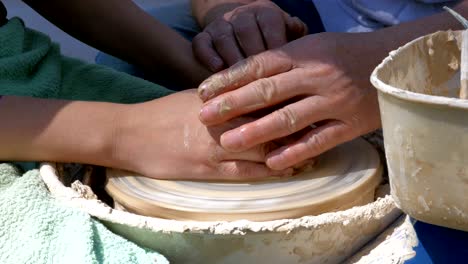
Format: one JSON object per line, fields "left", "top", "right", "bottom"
{"left": 372, "top": 30, "right": 468, "bottom": 109}
{"left": 377, "top": 30, "right": 461, "bottom": 98}
{"left": 423, "top": 30, "right": 461, "bottom": 97}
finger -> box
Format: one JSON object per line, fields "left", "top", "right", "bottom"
{"left": 220, "top": 96, "right": 333, "bottom": 152}
{"left": 192, "top": 32, "right": 225, "bottom": 72}
{"left": 206, "top": 20, "right": 244, "bottom": 66}
{"left": 256, "top": 9, "right": 287, "bottom": 49}
{"left": 286, "top": 16, "right": 308, "bottom": 40}
{"left": 273, "top": 126, "right": 313, "bottom": 146}
{"left": 266, "top": 121, "right": 353, "bottom": 170}
{"left": 220, "top": 141, "right": 278, "bottom": 162}
{"left": 198, "top": 49, "right": 293, "bottom": 101}
{"left": 199, "top": 69, "right": 326, "bottom": 125}
{"left": 231, "top": 12, "right": 266, "bottom": 56}
{"left": 217, "top": 161, "right": 293, "bottom": 181}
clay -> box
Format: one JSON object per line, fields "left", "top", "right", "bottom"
{"left": 371, "top": 30, "right": 468, "bottom": 231}
{"left": 346, "top": 215, "right": 418, "bottom": 264}
{"left": 105, "top": 138, "right": 382, "bottom": 221}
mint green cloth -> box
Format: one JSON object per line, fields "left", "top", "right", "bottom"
{"left": 0, "top": 163, "right": 169, "bottom": 264}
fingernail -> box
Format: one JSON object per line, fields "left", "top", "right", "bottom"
{"left": 221, "top": 131, "right": 244, "bottom": 150}
{"left": 199, "top": 102, "right": 218, "bottom": 122}
{"left": 267, "top": 154, "right": 285, "bottom": 170}
{"left": 198, "top": 82, "right": 213, "bottom": 101}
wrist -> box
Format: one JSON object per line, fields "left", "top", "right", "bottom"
{"left": 107, "top": 102, "right": 164, "bottom": 174}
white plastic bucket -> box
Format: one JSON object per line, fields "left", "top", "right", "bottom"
{"left": 371, "top": 30, "right": 468, "bottom": 231}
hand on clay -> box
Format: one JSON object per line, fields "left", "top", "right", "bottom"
{"left": 197, "top": 32, "right": 383, "bottom": 170}
{"left": 113, "top": 90, "right": 294, "bottom": 180}
{"left": 193, "top": 0, "right": 307, "bottom": 72}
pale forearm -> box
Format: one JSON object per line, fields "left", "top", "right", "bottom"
{"left": 191, "top": 0, "right": 255, "bottom": 27}
{"left": 24, "top": 0, "right": 210, "bottom": 87}
{"left": 0, "top": 96, "right": 122, "bottom": 166}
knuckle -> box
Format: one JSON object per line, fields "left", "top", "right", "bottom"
{"left": 217, "top": 20, "right": 233, "bottom": 33}
{"left": 227, "top": 59, "right": 252, "bottom": 80}
{"left": 275, "top": 107, "right": 298, "bottom": 134}
{"left": 219, "top": 94, "right": 236, "bottom": 114}
{"left": 305, "top": 133, "right": 327, "bottom": 154}
{"left": 233, "top": 22, "right": 251, "bottom": 37}
{"left": 245, "top": 55, "right": 266, "bottom": 77}
{"left": 193, "top": 32, "right": 208, "bottom": 44}
{"left": 209, "top": 21, "right": 233, "bottom": 37}
{"left": 254, "top": 78, "right": 277, "bottom": 104}
{"left": 214, "top": 31, "right": 232, "bottom": 42}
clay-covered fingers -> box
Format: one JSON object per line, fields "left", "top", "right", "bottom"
{"left": 199, "top": 69, "right": 319, "bottom": 125}
{"left": 198, "top": 50, "right": 294, "bottom": 102}
{"left": 266, "top": 121, "right": 354, "bottom": 170}
{"left": 218, "top": 96, "right": 332, "bottom": 152}
{"left": 217, "top": 160, "right": 293, "bottom": 181}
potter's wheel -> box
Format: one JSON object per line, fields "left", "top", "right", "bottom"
{"left": 105, "top": 138, "right": 382, "bottom": 221}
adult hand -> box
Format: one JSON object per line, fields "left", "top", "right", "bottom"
{"left": 197, "top": 32, "right": 385, "bottom": 170}
{"left": 113, "top": 90, "right": 293, "bottom": 180}
{"left": 193, "top": 0, "right": 307, "bottom": 72}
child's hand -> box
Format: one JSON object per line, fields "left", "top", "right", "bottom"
{"left": 111, "top": 90, "right": 293, "bottom": 181}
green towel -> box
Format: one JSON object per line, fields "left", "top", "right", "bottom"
{"left": 0, "top": 18, "right": 173, "bottom": 102}
{"left": 0, "top": 163, "right": 169, "bottom": 264}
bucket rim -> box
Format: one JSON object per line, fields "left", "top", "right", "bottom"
{"left": 371, "top": 30, "right": 468, "bottom": 109}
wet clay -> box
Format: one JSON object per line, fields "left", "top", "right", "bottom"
{"left": 105, "top": 138, "right": 382, "bottom": 221}
{"left": 346, "top": 215, "right": 418, "bottom": 264}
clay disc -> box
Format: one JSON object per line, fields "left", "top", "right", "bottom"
{"left": 105, "top": 138, "right": 382, "bottom": 221}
